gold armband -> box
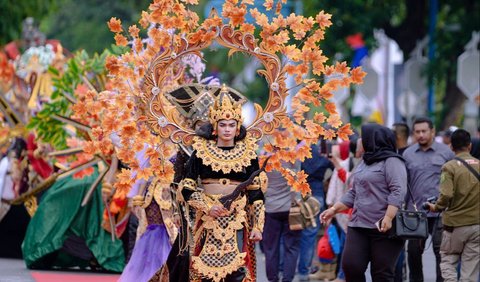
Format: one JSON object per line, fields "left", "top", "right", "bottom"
{"left": 132, "top": 195, "right": 145, "bottom": 206}
{"left": 24, "top": 195, "right": 38, "bottom": 217}
{"left": 102, "top": 182, "right": 113, "bottom": 195}
{"left": 250, "top": 200, "right": 265, "bottom": 233}
{"left": 188, "top": 192, "right": 212, "bottom": 213}
{"left": 247, "top": 172, "right": 268, "bottom": 193}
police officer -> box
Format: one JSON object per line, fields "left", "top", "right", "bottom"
{"left": 426, "top": 129, "right": 480, "bottom": 282}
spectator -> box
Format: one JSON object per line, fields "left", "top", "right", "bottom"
{"left": 310, "top": 140, "right": 353, "bottom": 281}
{"left": 426, "top": 129, "right": 479, "bottom": 282}
{"left": 320, "top": 123, "right": 407, "bottom": 281}
{"left": 440, "top": 126, "right": 458, "bottom": 146}
{"left": 403, "top": 117, "right": 455, "bottom": 282}
{"left": 392, "top": 122, "right": 410, "bottom": 155}
{"left": 263, "top": 159, "right": 302, "bottom": 282}
{"left": 297, "top": 142, "right": 333, "bottom": 281}
{"left": 470, "top": 126, "right": 480, "bottom": 159}
{"left": 391, "top": 122, "right": 410, "bottom": 282}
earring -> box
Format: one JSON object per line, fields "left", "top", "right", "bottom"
{"left": 212, "top": 130, "right": 217, "bottom": 136}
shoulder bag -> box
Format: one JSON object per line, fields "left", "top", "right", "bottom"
{"left": 390, "top": 183, "right": 428, "bottom": 240}
{"left": 289, "top": 194, "right": 321, "bottom": 231}
{"left": 454, "top": 157, "right": 480, "bottom": 181}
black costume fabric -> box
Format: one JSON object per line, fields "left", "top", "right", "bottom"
{"left": 180, "top": 141, "right": 264, "bottom": 281}
{"left": 165, "top": 149, "right": 191, "bottom": 282}
{"left": 0, "top": 205, "right": 30, "bottom": 258}
{"left": 181, "top": 148, "right": 264, "bottom": 204}
{"left": 361, "top": 123, "right": 405, "bottom": 165}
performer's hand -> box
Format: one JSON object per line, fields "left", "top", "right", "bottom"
{"left": 209, "top": 205, "right": 228, "bottom": 218}
{"left": 249, "top": 229, "right": 262, "bottom": 242}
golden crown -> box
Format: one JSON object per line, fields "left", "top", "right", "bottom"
{"left": 208, "top": 85, "right": 243, "bottom": 130}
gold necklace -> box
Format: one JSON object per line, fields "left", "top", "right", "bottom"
{"left": 192, "top": 134, "right": 258, "bottom": 174}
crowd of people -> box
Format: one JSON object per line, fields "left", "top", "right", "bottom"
{"left": 261, "top": 117, "right": 479, "bottom": 282}
{"left": 2, "top": 95, "right": 479, "bottom": 282}
{"left": 1, "top": 5, "right": 478, "bottom": 282}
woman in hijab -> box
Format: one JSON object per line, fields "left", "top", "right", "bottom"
{"left": 320, "top": 123, "right": 407, "bottom": 282}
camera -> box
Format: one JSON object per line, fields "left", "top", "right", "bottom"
{"left": 422, "top": 196, "right": 438, "bottom": 210}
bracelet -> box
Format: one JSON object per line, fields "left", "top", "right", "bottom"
{"left": 102, "top": 187, "right": 112, "bottom": 195}
{"left": 330, "top": 206, "right": 337, "bottom": 213}
{"left": 102, "top": 182, "right": 113, "bottom": 189}
{"left": 132, "top": 195, "right": 145, "bottom": 206}
{"left": 102, "top": 182, "right": 113, "bottom": 194}
{"left": 251, "top": 227, "right": 261, "bottom": 233}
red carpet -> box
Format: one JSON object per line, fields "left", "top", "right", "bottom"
{"left": 31, "top": 271, "right": 120, "bottom": 282}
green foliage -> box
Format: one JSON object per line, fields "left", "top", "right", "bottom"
{"left": 41, "top": 0, "right": 150, "bottom": 54}
{"left": 304, "top": 0, "right": 479, "bottom": 127}
{"left": 303, "top": 1, "right": 406, "bottom": 63}
{"left": 0, "top": 0, "right": 61, "bottom": 46}
{"left": 429, "top": 1, "right": 479, "bottom": 84}
{"left": 431, "top": 0, "right": 479, "bottom": 127}
{"left": 202, "top": 47, "right": 269, "bottom": 107}
{"left": 0, "top": 0, "right": 148, "bottom": 52}
{"left": 27, "top": 50, "right": 109, "bottom": 149}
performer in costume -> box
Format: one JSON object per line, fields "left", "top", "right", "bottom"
{"left": 119, "top": 174, "right": 176, "bottom": 282}
{"left": 157, "top": 97, "right": 212, "bottom": 282}
{"left": 0, "top": 137, "right": 31, "bottom": 258}
{"left": 179, "top": 85, "right": 266, "bottom": 282}
{"left": 162, "top": 84, "right": 246, "bottom": 282}
{"left": 21, "top": 162, "right": 125, "bottom": 272}
{"left": 122, "top": 84, "right": 233, "bottom": 282}
{"left": 0, "top": 131, "right": 52, "bottom": 258}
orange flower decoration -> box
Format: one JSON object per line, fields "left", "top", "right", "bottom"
{"left": 114, "top": 34, "right": 128, "bottom": 46}
{"left": 128, "top": 25, "right": 140, "bottom": 38}
{"left": 108, "top": 17, "right": 123, "bottom": 33}
{"left": 77, "top": 0, "right": 367, "bottom": 196}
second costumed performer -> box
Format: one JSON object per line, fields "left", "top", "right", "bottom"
{"left": 179, "top": 86, "right": 267, "bottom": 282}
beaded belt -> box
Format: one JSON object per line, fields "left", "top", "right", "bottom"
{"left": 202, "top": 178, "right": 241, "bottom": 186}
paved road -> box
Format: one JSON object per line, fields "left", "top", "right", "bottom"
{"left": 0, "top": 258, "right": 33, "bottom": 282}
{"left": 0, "top": 240, "right": 438, "bottom": 282}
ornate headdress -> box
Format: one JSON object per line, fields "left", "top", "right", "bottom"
{"left": 165, "top": 83, "right": 246, "bottom": 130}
{"left": 208, "top": 85, "right": 243, "bottom": 130}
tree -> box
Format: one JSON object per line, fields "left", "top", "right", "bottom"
{"left": 304, "top": 0, "right": 480, "bottom": 129}
{"left": 0, "top": 0, "right": 61, "bottom": 46}
{"left": 42, "top": 0, "right": 151, "bottom": 54}
{"left": 0, "top": 0, "right": 149, "bottom": 54}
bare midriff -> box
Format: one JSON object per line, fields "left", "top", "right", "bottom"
{"left": 202, "top": 183, "right": 238, "bottom": 195}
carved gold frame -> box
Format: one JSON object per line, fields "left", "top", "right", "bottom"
{"left": 142, "top": 20, "right": 288, "bottom": 146}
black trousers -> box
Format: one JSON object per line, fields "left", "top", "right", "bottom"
{"left": 262, "top": 211, "right": 302, "bottom": 282}
{"left": 342, "top": 227, "right": 404, "bottom": 282}
{"left": 407, "top": 216, "right": 443, "bottom": 282}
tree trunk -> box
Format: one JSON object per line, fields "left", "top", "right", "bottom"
{"left": 440, "top": 75, "right": 467, "bottom": 131}
{"left": 384, "top": 0, "right": 428, "bottom": 58}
